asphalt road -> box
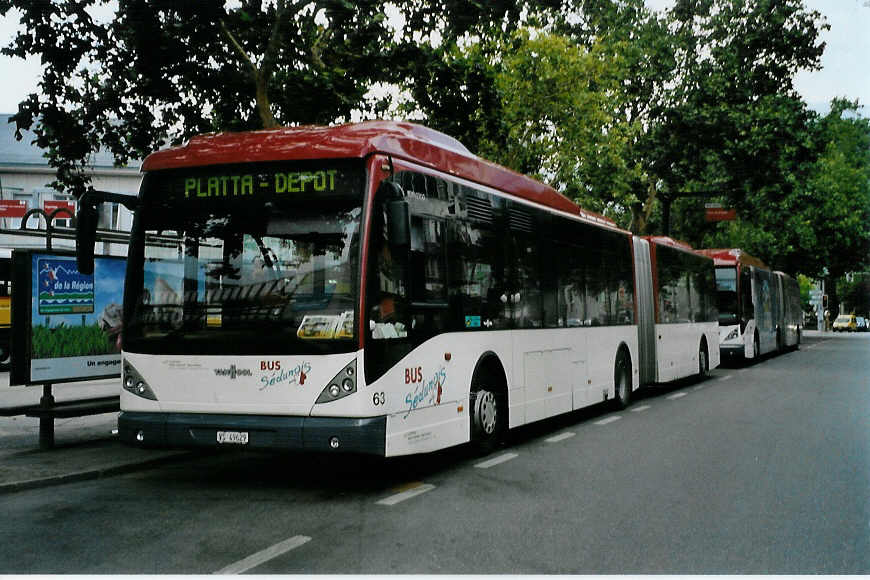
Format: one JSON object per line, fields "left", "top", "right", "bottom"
{"left": 1, "top": 332, "right": 868, "bottom": 574}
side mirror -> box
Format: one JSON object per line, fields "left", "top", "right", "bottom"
{"left": 387, "top": 200, "right": 410, "bottom": 247}
{"left": 76, "top": 202, "right": 98, "bottom": 275}
{"left": 377, "top": 180, "right": 410, "bottom": 247}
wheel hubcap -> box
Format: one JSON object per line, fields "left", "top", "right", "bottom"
{"left": 475, "top": 390, "right": 497, "bottom": 435}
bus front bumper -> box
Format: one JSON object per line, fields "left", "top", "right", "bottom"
{"left": 720, "top": 344, "right": 745, "bottom": 359}
{"left": 118, "top": 411, "right": 386, "bottom": 455}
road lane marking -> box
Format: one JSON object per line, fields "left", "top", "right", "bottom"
{"left": 667, "top": 392, "right": 688, "bottom": 400}
{"left": 594, "top": 416, "right": 621, "bottom": 425}
{"left": 546, "top": 432, "right": 575, "bottom": 443}
{"left": 630, "top": 405, "right": 651, "bottom": 413}
{"left": 718, "top": 374, "right": 733, "bottom": 381}
{"left": 475, "top": 453, "right": 519, "bottom": 469}
{"left": 376, "top": 482, "right": 436, "bottom": 506}
{"left": 214, "top": 535, "right": 311, "bottom": 575}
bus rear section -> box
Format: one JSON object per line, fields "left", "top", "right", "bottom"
{"left": 634, "top": 237, "right": 719, "bottom": 385}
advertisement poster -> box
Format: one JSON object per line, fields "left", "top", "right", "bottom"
{"left": 10, "top": 251, "right": 126, "bottom": 385}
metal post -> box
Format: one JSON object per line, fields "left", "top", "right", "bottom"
{"left": 39, "top": 383, "right": 55, "bottom": 450}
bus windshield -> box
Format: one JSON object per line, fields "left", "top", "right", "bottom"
{"left": 124, "top": 161, "right": 365, "bottom": 355}
{"left": 714, "top": 266, "right": 739, "bottom": 325}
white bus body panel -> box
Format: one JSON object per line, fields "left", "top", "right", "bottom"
{"left": 121, "top": 351, "right": 358, "bottom": 415}
{"left": 655, "top": 322, "right": 719, "bottom": 382}
{"left": 124, "top": 325, "right": 640, "bottom": 457}
{"left": 373, "top": 327, "right": 638, "bottom": 457}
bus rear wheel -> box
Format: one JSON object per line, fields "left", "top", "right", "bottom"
{"left": 613, "top": 349, "right": 632, "bottom": 409}
{"left": 698, "top": 342, "right": 709, "bottom": 380}
{"left": 752, "top": 332, "right": 761, "bottom": 361}
{"left": 0, "top": 343, "right": 9, "bottom": 369}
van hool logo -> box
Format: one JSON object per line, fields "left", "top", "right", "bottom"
{"left": 213, "top": 365, "right": 253, "bottom": 379}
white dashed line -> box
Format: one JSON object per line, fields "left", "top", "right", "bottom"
{"left": 718, "top": 374, "right": 734, "bottom": 381}
{"left": 475, "top": 453, "right": 519, "bottom": 469}
{"left": 630, "top": 405, "right": 651, "bottom": 413}
{"left": 667, "top": 391, "right": 688, "bottom": 400}
{"left": 595, "top": 416, "right": 622, "bottom": 425}
{"left": 546, "top": 432, "right": 576, "bottom": 443}
{"left": 214, "top": 535, "right": 311, "bottom": 575}
{"left": 376, "top": 483, "right": 436, "bottom": 506}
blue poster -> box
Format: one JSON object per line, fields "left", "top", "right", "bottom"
{"left": 37, "top": 258, "right": 95, "bottom": 315}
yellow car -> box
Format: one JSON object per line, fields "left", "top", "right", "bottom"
{"left": 833, "top": 314, "right": 858, "bottom": 332}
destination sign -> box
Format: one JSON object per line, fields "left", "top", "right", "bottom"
{"left": 160, "top": 165, "right": 362, "bottom": 202}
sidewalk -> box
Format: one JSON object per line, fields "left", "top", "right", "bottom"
{"left": 0, "top": 377, "right": 189, "bottom": 494}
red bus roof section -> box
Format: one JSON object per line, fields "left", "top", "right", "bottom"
{"left": 696, "top": 248, "right": 769, "bottom": 269}
{"left": 646, "top": 236, "right": 697, "bottom": 253}
{"left": 142, "top": 120, "right": 618, "bottom": 229}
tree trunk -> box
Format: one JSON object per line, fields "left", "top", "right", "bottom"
{"left": 629, "top": 181, "right": 658, "bottom": 235}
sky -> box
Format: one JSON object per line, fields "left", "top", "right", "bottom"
{"left": 0, "top": 1, "right": 868, "bottom": 117}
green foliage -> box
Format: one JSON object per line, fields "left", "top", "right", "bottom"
{"left": 2, "top": 0, "right": 867, "bottom": 283}
{"left": 797, "top": 274, "right": 813, "bottom": 313}
{"left": 31, "top": 324, "right": 116, "bottom": 359}
{"left": 2, "top": 0, "right": 395, "bottom": 195}
{"left": 486, "top": 31, "right": 639, "bottom": 214}
{"left": 838, "top": 274, "right": 870, "bottom": 317}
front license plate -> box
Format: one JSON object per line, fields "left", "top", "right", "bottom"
{"left": 216, "top": 431, "right": 249, "bottom": 445}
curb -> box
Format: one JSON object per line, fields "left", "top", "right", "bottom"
{"left": 0, "top": 451, "right": 194, "bottom": 495}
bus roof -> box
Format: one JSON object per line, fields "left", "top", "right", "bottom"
{"left": 646, "top": 236, "right": 696, "bottom": 253}
{"left": 696, "top": 248, "right": 768, "bottom": 269}
{"left": 141, "top": 120, "right": 618, "bottom": 229}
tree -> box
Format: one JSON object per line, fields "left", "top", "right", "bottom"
{"left": 482, "top": 30, "right": 641, "bottom": 216}
{"left": 653, "top": 0, "right": 828, "bottom": 250}
{"left": 396, "top": 0, "right": 675, "bottom": 228}
{"left": 1, "top": 0, "right": 395, "bottom": 196}
{"left": 388, "top": 0, "right": 566, "bottom": 156}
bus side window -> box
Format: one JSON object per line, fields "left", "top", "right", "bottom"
{"left": 556, "top": 242, "right": 585, "bottom": 327}
{"left": 448, "top": 219, "right": 509, "bottom": 331}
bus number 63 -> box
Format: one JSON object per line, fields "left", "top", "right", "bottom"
{"left": 373, "top": 392, "right": 386, "bottom": 406}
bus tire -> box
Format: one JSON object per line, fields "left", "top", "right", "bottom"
{"left": 0, "top": 343, "right": 9, "bottom": 369}
{"left": 470, "top": 364, "right": 506, "bottom": 454}
{"left": 612, "top": 348, "right": 632, "bottom": 409}
{"left": 776, "top": 328, "right": 783, "bottom": 352}
{"left": 698, "top": 340, "right": 709, "bottom": 380}
{"left": 752, "top": 332, "right": 761, "bottom": 361}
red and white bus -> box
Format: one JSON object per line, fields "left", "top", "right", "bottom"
{"left": 697, "top": 248, "right": 802, "bottom": 361}
{"left": 77, "top": 121, "right": 718, "bottom": 456}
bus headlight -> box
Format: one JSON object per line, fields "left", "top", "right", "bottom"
{"left": 122, "top": 360, "right": 158, "bottom": 401}
{"left": 316, "top": 360, "right": 357, "bottom": 404}
{"left": 724, "top": 329, "right": 739, "bottom": 341}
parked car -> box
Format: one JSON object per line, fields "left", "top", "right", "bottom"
{"left": 833, "top": 313, "right": 858, "bottom": 332}
{"left": 856, "top": 316, "right": 868, "bottom": 332}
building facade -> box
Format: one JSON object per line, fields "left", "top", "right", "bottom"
{"left": 0, "top": 114, "right": 141, "bottom": 237}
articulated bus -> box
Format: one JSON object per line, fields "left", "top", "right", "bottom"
{"left": 76, "top": 121, "right": 718, "bottom": 456}
{"left": 697, "top": 248, "right": 801, "bottom": 361}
